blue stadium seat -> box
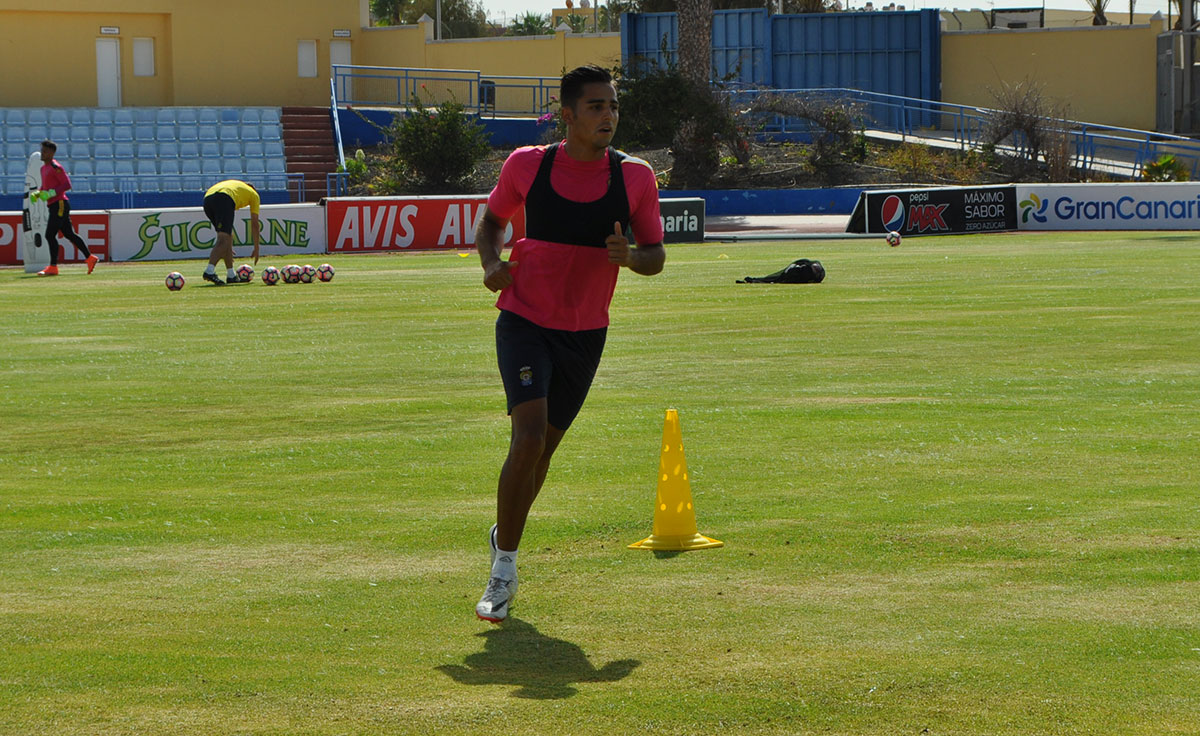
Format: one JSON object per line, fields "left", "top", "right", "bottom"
{"left": 136, "top": 142, "right": 156, "bottom": 159}
{"left": 178, "top": 124, "right": 198, "bottom": 142}
{"left": 113, "top": 109, "right": 134, "bottom": 126}
{"left": 179, "top": 141, "right": 200, "bottom": 159}
{"left": 49, "top": 126, "right": 69, "bottom": 143}
{"left": 222, "top": 158, "right": 243, "bottom": 175}
{"left": 26, "top": 126, "right": 47, "bottom": 144}
{"left": 93, "top": 160, "right": 116, "bottom": 191}
{"left": 261, "top": 109, "right": 281, "bottom": 125}
{"left": 243, "top": 141, "right": 264, "bottom": 158}
{"left": 69, "top": 126, "right": 90, "bottom": 143}
{"left": 73, "top": 160, "right": 94, "bottom": 176}
{"left": 5, "top": 158, "right": 26, "bottom": 176}
{"left": 135, "top": 124, "right": 156, "bottom": 142}
{"left": 109, "top": 125, "right": 129, "bottom": 143}
{"left": 156, "top": 109, "right": 176, "bottom": 125}
{"left": 199, "top": 141, "right": 220, "bottom": 158}
{"left": 266, "top": 157, "right": 286, "bottom": 174}
{"left": 4, "top": 142, "right": 26, "bottom": 160}
{"left": 72, "top": 161, "right": 94, "bottom": 192}
{"left": 4, "top": 109, "right": 26, "bottom": 125}
{"left": 2, "top": 125, "right": 25, "bottom": 142}
{"left": 134, "top": 109, "right": 156, "bottom": 124}
{"left": 201, "top": 158, "right": 222, "bottom": 176}
{"left": 160, "top": 159, "right": 182, "bottom": 191}
{"left": 156, "top": 126, "right": 177, "bottom": 142}
{"left": 264, "top": 141, "right": 284, "bottom": 158}
{"left": 220, "top": 141, "right": 241, "bottom": 158}
{"left": 245, "top": 158, "right": 266, "bottom": 176}
{"left": 199, "top": 108, "right": 218, "bottom": 125}
{"left": 218, "top": 125, "right": 239, "bottom": 142}
{"left": 220, "top": 108, "right": 240, "bottom": 124}
{"left": 92, "top": 142, "right": 114, "bottom": 159}
{"left": 93, "top": 110, "right": 114, "bottom": 126}
{"left": 70, "top": 108, "right": 91, "bottom": 126}
{"left": 197, "top": 125, "right": 218, "bottom": 142}
{"left": 137, "top": 159, "right": 158, "bottom": 176}
{"left": 27, "top": 110, "right": 48, "bottom": 126}
{"left": 240, "top": 124, "right": 261, "bottom": 142}
{"left": 177, "top": 108, "right": 198, "bottom": 125}
{"left": 114, "top": 142, "right": 135, "bottom": 159}
{"left": 241, "top": 109, "right": 261, "bottom": 125}
{"left": 67, "top": 142, "right": 90, "bottom": 160}
{"left": 50, "top": 109, "right": 69, "bottom": 125}
{"left": 158, "top": 141, "right": 179, "bottom": 159}
{"left": 115, "top": 159, "right": 135, "bottom": 177}
{"left": 261, "top": 124, "right": 282, "bottom": 141}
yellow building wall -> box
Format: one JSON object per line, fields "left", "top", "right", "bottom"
{"left": 941, "top": 22, "right": 1163, "bottom": 130}
{"left": 0, "top": 0, "right": 364, "bottom": 107}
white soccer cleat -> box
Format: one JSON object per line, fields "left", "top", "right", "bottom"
{"left": 475, "top": 575, "right": 517, "bottom": 623}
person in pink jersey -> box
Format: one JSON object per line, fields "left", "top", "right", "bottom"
{"left": 37, "top": 140, "right": 98, "bottom": 276}
{"left": 473, "top": 65, "right": 666, "bottom": 622}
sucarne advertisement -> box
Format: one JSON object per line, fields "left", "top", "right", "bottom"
{"left": 108, "top": 204, "right": 327, "bottom": 262}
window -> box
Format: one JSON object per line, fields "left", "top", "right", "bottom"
{"left": 297, "top": 40, "right": 317, "bottom": 78}
{"left": 133, "top": 37, "right": 155, "bottom": 77}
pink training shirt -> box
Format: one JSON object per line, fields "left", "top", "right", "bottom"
{"left": 40, "top": 160, "right": 72, "bottom": 205}
{"left": 486, "top": 143, "right": 663, "bottom": 331}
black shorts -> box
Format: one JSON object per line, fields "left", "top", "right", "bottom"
{"left": 203, "top": 192, "right": 236, "bottom": 234}
{"left": 46, "top": 199, "right": 74, "bottom": 236}
{"left": 495, "top": 309, "right": 607, "bottom": 430}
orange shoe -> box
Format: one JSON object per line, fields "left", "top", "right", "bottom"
{"left": 37, "top": 265, "right": 59, "bottom": 276}
{"left": 86, "top": 254, "right": 99, "bottom": 274}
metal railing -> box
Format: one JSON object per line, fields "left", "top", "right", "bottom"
{"left": 331, "top": 64, "right": 558, "bottom": 117}
{"left": 727, "top": 87, "right": 1200, "bottom": 180}
{"left": 0, "top": 173, "right": 308, "bottom": 206}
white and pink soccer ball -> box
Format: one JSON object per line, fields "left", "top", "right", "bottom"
{"left": 886, "top": 231, "right": 902, "bottom": 247}
{"left": 282, "top": 264, "right": 302, "bottom": 284}
{"left": 316, "top": 263, "right": 334, "bottom": 282}
{"left": 165, "top": 271, "right": 185, "bottom": 291}
{"left": 262, "top": 266, "right": 281, "bottom": 285}
{"left": 299, "top": 264, "right": 316, "bottom": 283}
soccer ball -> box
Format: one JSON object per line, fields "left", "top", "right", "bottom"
{"left": 886, "top": 231, "right": 902, "bottom": 247}
{"left": 299, "top": 264, "right": 316, "bottom": 283}
{"left": 262, "top": 266, "right": 281, "bottom": 285}
{"left": 316, "top": 263, "right": 335, "bottom": 282}
{"left": 282, "top": 264, "right": 302, "bottom": 284}
{"left": 165, "top": 271, "right": 185, "bottom": 291}
{"left": 237, "top": 264, "right": 254, "bottom": 282}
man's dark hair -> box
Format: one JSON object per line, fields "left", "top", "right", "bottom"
{"left": 41, "top": 140, "right": 57, "bottom": 152}
{"left": 560, "top": 65, "right": 613, "bottom": 110}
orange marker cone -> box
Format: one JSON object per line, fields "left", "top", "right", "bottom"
{"left": 628, "top": 409, "right": 723, "bottom": 551}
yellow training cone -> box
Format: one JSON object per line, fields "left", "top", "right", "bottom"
{"left": 629, "top": 409, "right": 723, "bottom": 551}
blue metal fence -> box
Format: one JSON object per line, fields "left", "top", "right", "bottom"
{"left": 621, "top": 9, "right": 941, "bottom": 108}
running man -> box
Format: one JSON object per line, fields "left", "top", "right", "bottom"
{"left": 201, "top": 179, "right": 261, "bottom": 285}
{"left": 473, "top": 64, "right": 666, "bottom": 622}
{"left": 36, "top": 140, "right": 98, "bottom": 276}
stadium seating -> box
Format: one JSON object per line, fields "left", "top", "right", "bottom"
{"left": 0, "top": 106, "right": 292, "bottom": 198}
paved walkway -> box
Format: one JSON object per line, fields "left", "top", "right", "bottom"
{"left": 706, "top": 213, "right": 868, "bottom": 240}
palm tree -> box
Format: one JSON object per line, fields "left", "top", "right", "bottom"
{"left": 507, "top": 11, "right": 551, "bottom": 35}
{"left": 1087, "top": 0, "right": 1111, "bottom": 25}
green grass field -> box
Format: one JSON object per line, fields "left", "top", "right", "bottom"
{"left": 2, "top": 233, "right": 1198, "bottom": 735}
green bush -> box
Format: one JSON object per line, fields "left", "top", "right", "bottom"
{"left": 1142, "top": 154, "right": 1190, "bottom": 182}
{"left": 384, "top": 93, "right": 491, "bottom": 193}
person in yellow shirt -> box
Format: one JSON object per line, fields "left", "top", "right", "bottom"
{"left": 201, "top": 179, "right": 262, "bottom": 285}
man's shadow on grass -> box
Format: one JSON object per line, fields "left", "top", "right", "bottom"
{"left": 437, "top": 617, "right": 639, "bottom": 699}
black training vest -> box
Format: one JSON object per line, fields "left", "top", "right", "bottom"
{"left": 523, "top": 142, "right": 631, "bottom": 248}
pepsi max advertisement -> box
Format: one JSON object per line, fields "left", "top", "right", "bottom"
{"left": 846, "top": 186, "right": 1017, "bottom": 236}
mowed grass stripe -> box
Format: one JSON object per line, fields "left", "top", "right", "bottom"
{"left": 1, "top": 233, "right": 1198, "bottom": 735}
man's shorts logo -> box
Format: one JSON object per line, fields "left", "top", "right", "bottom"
{"left": 519, "top": 366, "right": 533, "bottom": 386}
{"left": 1020, "top": 193, "right": 1048, "bottom": 223}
